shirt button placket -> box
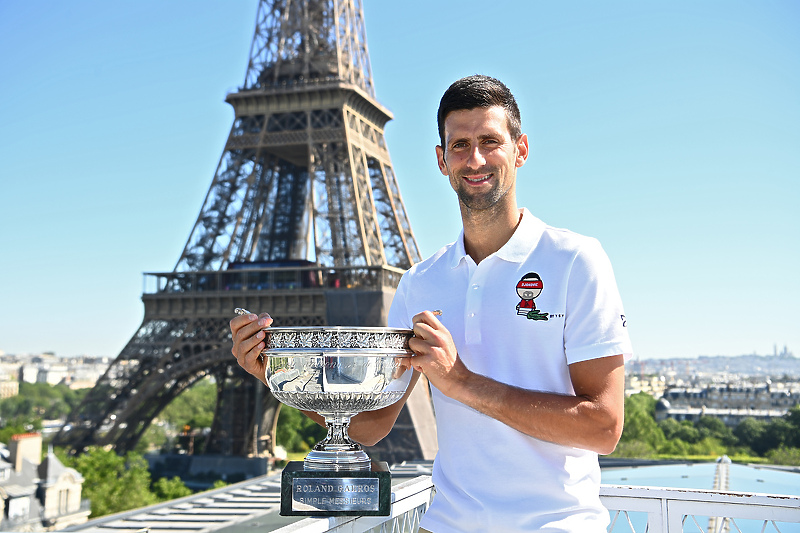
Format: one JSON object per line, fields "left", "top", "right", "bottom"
{"left": 464, "top": 280, "right": 483, "bottom": 345}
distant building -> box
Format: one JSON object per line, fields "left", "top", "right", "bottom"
{"left": 4, "top": 355, "right": 110, "bottom": 390}
{"left": 18, "top": 366, "right": 38, "bottom": 384}
{"left": 655, "top": 400, "right": 787, "bottom": 426}
{"left": 36, "top": 365, "right": 70, "bottom": 386}
{"left": 62, "top": 360, "right": 109, "bottom": 390}
{"left": 0, "top": 433, "right": 90, "bottom": 531}
{"left": 625, "top": 374, "right": 667, "bottom": 398}
{"left": 655, "top": 382, "right": 800, "bottom": 426}
{"left": 0, "top": 381, "right": 19, "bottom": 400}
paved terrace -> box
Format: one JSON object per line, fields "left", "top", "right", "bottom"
{"left": 64, "top": 462, "right": 800, "bottom": 533}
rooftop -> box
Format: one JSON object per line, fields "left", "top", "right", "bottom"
{"left": 62, "top": 460, "right": 800, "bottom": 533}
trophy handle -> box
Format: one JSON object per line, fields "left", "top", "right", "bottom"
{"left": 303, "top": 414, "right": 371, "bottom": 471}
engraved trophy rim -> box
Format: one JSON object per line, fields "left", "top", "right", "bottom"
{"left": 261, "top": 326, "right": 415, "bottom": 356}
{"left": 264, "top": 326, "right": 414, "bottom": 334}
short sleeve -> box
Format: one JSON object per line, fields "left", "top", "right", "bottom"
{"left": 388, "top": 273, "right": 413, "bottom": 329}
{"left": 564, "top": 238, "right": 633, "bottom": 365}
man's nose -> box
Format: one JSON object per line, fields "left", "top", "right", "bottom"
{"left": 466, "top": 145, "right": 486, "bottom": 168}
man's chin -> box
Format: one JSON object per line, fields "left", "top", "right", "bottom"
{"left": 456, "top": 188, "right": 503, "bottom": 212}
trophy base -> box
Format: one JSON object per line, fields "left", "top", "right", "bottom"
{"left": 280, "top": 460, "right": 391, "bottom": 516}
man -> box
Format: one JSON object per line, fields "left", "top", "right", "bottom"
{"left": 231, "top": 75, "right": 632, "bottom": 532}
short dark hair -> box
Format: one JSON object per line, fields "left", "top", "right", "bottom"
{"left": 437, "top": 75, "right": 522, "bottom": 147}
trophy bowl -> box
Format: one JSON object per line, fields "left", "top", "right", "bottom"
{"left": 261, "top": 326, "right": 415, "bottom": 472}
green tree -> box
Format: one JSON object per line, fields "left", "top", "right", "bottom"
{"left": 658, "top": 437, "right": 691, "bottom": 455}
{"left": 733, "top": 417, "right": 767, "bottom": 455}
{"left": 135, "top": 423, "right": 169, "bottom": 454}
{"left": 785, "top": 406, "right": 800, "bottom": 448}
{"left": 617, "top": 393, "right": 665, "bottom": 455}
{"left": 152, "top": 476, "right": 193, "bottom": 501}
{"left": 786, "top": 405, "right": 800, "bottom": 426}
{"left": 0, "top": 417, "right": 42, "bottom": 443}
{"left": 0, "top": 382, "right": 88, "bottom": 420}
{"left": 134, "top": 378, "right": 217, "bottom": 453}
{"left": 0, "top": 396, "right": 34, "bottom": 419}
{"left": 211, "top": 479, "right": 229, "bottom": 489}
{"left": 62, "top": 447, "right": 157, "bottom": 517}
{"left": 695, "top": 416, "right": 736, "bottom": 446}
{"left": 659, "top": 418, "right": 701, "bottom": 444}
{"left": 159, "top": 378, "right": 216, "bottom": 429}
{"left": 58, "top": 447, "right": 194, "bottom": 516}
{"left": 613, "top": 440, "right": 658, "bottom": 458}
{"left": 766, "top": 446, "right": 800, "bottom": 466}
{"left": 276, "top": 405, "right": 327, "bottom": 452}
{"left": 685, "top": 436, "right": 726, "bottom": 456}
{"left": 763, "top": 418, "right": 795, "bottom": 453}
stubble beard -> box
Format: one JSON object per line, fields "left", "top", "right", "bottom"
{"left": 453, "top": 166, "right": 512, "bottom": 214}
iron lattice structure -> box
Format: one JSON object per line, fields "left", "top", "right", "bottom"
{"left": 54, "top": 0, "right": 424, "bottom": 460}
{"left": 177, "top": 0, "right": 418, "bottom": 272}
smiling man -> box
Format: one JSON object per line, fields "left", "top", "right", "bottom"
{"left": 231, "top": 75, "right": 632, "bottom": 532}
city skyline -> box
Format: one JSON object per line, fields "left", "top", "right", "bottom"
{"left": 1, "top": 1, "right": 798, "bottom": 360}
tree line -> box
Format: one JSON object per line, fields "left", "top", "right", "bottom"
{"left": 615, "top": 392, "right": 800, "bottom": 465}
{"left": 2, "top": 382, "right": 798, "bottom": 518}
{"left": 0, "top": 379, "right": 321, "bottom": 518}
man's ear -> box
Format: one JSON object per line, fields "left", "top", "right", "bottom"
{"left": 515, "top": 134, "right": 529, "bottom": 168}
{"left": 435, "top": 145, "right": 449, "bottom": 176}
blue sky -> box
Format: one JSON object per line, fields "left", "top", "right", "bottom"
{"left": 1, "top": 1, "right": 798, "bottom": 360}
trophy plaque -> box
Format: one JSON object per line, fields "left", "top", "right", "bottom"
{"left": 260, "top": 326, "right": 415, "bottom": 516}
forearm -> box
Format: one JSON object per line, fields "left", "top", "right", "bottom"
{"left": 453, "top": 371, "right": 624, "bottom": 454}
{"left": 408, "top": 312, "right": 627, "bottom": 454}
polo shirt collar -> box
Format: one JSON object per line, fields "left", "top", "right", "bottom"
{"left": 448, "top": 230, "right": 469, "bottom": 269}
{"left": 496, "top": 208, "right": 545, "bottom": 263}
{"left": 447, "top": 208, "right": 545, "bottom": 268}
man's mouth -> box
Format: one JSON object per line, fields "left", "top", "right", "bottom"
{"left": 463, "top": 173, "right": 492, "bottom": 184}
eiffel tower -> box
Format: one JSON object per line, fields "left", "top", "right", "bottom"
{"left": 54, "top": 0, "right": 437, "bottom": 464}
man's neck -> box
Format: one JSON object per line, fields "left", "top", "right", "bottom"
{"left": 461, "top": 203, "right": 522, "bottom": 264}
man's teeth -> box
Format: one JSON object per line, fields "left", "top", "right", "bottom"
{"left": 465, "top": 175, "right": 490, "bottom": 183}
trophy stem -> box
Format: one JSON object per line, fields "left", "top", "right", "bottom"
{"left": 303, "top": 414, "right": 371, "bottom": 471}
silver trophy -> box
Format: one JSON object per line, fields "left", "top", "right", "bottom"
{"left": 263, "top": 326, "right": 415, "bottom": 470}
{"left": 256, "top": 324, "right": 415, "bottom": 516}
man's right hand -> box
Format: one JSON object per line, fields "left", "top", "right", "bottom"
{"left": 230, "top": 312, "right": 273, "bottom": 386}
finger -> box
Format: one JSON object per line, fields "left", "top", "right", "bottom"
{"left": 231, "top": 311, "right": 272, "bottom": 331}
{"left": 408, "top": 332, "right": 431, "bottom": 358}
{"left": 251, "top": 313, "right": 273, "bottom": 339}
{"left": 244, "top": 348, "right": 265, "bottom": 374}
{"left": 232, "top": 322, "right": 270, "bottom": 364}
{"left": 411, "top": 321, "right": 437, "bottom": 343}
{"left": 236, "top": 329, "right": 265, "bottom": 360}
{"left": 233, "top": 315, "right": 273, "bottom": 347}
{"left": 412, "top": 310, "right": 441, "bottom": 327}
{"left": 230, "top": 313, "right": 255, "bottom": 336}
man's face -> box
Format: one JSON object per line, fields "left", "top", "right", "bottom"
{"left": 436, "top": 106, "right": 528, "bottom": 212}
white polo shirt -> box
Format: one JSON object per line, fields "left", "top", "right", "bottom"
{"left": 388, "top": 208, "right": 632, "bottom": 533}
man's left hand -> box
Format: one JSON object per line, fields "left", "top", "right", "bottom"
{"left": 408, "top": 310, "right": 470, "bottom": 398}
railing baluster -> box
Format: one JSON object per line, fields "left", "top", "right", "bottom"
{"left": 601, "top": 485, "right": 800, "bottom": 533}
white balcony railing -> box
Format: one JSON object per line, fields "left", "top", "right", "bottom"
{"left": 602, "top": 484, "right": 800, "bottom": 533}
{"left": 274, "top": 476, "right": 800, "bottom": 533}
